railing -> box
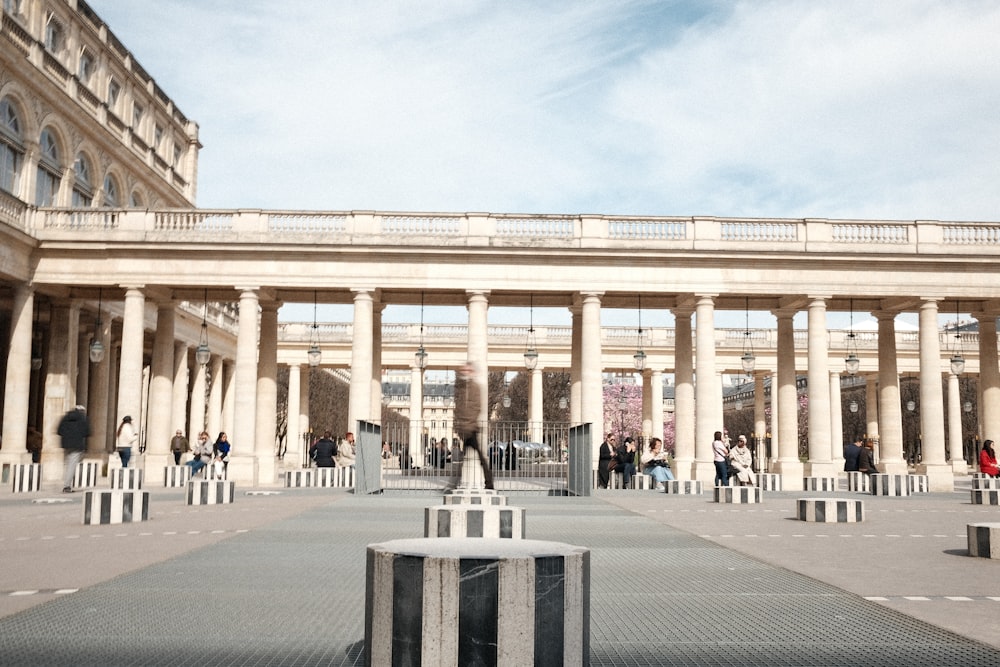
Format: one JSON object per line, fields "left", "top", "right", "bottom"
{"left": 24, "top": 209, "right": 1000, "bottom": 256}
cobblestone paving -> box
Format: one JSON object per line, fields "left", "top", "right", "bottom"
{"left": 0, "top": 492, "right": 999, "bottom": 666}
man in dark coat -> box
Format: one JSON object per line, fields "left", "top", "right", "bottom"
{"left": 57, "top": 405, "right": 90, "bottom": 493}
{"left": 843, "top": 436, "right": 862, "bottom": 472}
{"left": 309, "top": 431, "right": 338, "bottom": 468}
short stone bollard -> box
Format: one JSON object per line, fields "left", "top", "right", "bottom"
{"left": 365, "top": 538, "right": 589, "bottom": 667}
{"left": 971, "top": 489, "right": 1000, "bottom": 506}
{"left": 846, "top": 471, "right": 870, "bottom": 493}
{"left": 798, "top": 498, "right": 864, "bottom": 523}
{"left": 163, "top": 465, "right": 191, "bottom": 487}
{"left": 756, "top": 473, "right": 781, "bottom": 491}
{"left": 110, "top": 468, "right": 143, "bottom": 490}
{"left": 907, "top": 474, "right": 929, "bottom": 494}
{"left": 972, "top": 478, "right": 1000, "bottom": 491}
{"left": 803, "top": 477, "right": 837, "bottom": 492}
{"left": 968, "top": 523, "right": 1000, "bottom": 558}
{"left": 285, "top": 469, "right": 314, "bottom": 487}
{"left": 11, "top": 463, "right": 41, "bottom": 493}
{"left": 664, "top": 480, "right": 703, "bottom": 495}
{"left": 424, "top": 504, "right": 525, "bottom": 539}
{"left": 871, "top": 474, "right": 909, "bottom": 497}
{"left": 315, "top": 466, "right": 353, "bottom": 487}
{"left": 186, "top": 479, "right": 235, "bottom": 505}
{"left": 74, "top": 460, "right": 101, "bottom": 489}
{"left": 633, "top": 474, "right": 654, "bottom": 490}
{"left": 714, "top": 486, "right": 762, "bottom": 504}
{"left": 442, "top": 489, "right": 507, "bottom": 506}
{"left": 82, "top": 490, "right": 150, "bottom": 525}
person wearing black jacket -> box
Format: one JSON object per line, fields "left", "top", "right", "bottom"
{"left": 57, "top": 405, "right": 90, "bottom": 493}
{"left": 310, "top": 431, "right": 338, "bottom": 468}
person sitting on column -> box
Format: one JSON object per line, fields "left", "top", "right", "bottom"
{"left": 185, "top": 431, "right": 213, "bottom": 477}
{"left": 641, "top": 437, "right": 675, "bottom": 489}
{"left": 449, "top": 361, "right": 494, "bottom": 490}
{"left": 843, "top": 436, "right": 862, "bottom": 472}
{"left": 616, "top": 437, "right": 638, "bottom": 489}
{"left": 310, "top": 430, "right": 338, "bottom": 468}
{"left": 338, "top": 431, "right": 356, "bottom": 468}
{"left": 979, "top": 439, "right": 999, "bottom": 478}
{"left": 115, "top": 415, "right": 138, "bottom": 468}
{"left": 857, "top": 438, "right": 880, "bottom": 476}
{"left": 730, "top": 435, "right": 755, "bottom": 486}
{"left": 597, "top": 433, "right": 617, "bottom": 489}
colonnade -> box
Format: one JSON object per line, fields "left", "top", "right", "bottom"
{"left": 4, "top": 284, "right": 1000, "bottom": 492}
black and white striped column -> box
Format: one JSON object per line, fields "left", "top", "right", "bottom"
{"left": 803, "top": 476, "right": 837, "bottom": 492}
{"left": 365, "top": 538, "right": 589, "bottom": 667}
{"left": 110, "top": 468, "right": 143, "bottom": 490}
{"left": 82, "top": 490, "right": 150, "bottom": 524}
{"left": 11, "top": 463, "right": 41, "bottom": 493}
{"left": 871, "top": 474, "right": 909, "bottom": 496}
{"left": 424, "top": 505, "right": 525, "bottom": 539}
{"left": 846, "top": 471, "right": 870, "bottom": 493}
{"left": 285, "top": 469, "right": 314, "bottom": 487}
{"left": 906, "top": 474, "right": 929, "bottom": 494}
{"left": 972, "top": 477, "right": 1000, "bottom": 491}
{"left": 315, "top": 466, "right": 353, "bottom": 487}
{"left": 714, "top": 486, "right": 762, "bottom": 504}
{"left": 664, "top": 480, "right": 703, "bottom": 495}
{"left": 186, "top": 479, "right": 235, "bottom": 505}
{"left": 756, "top": 473, "right": 781, "bottom": 490}
{"left": 442, "top": 489, "right": 507, "bottom": 506}
{"left": 971, "top": 489, "right": 1000, "bottom": 505}
{"left": 968, "top": 522, "right": 1000, "bottom": 558}
{"left": 797, "top": 498, "right": 864, "bottom": 523}
{"left": 163, "top": 465, "right": 191, "bottom": 487}
{"left": 73, "top": 460, "right": 101, "bottom": 489}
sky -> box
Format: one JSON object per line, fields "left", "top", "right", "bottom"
{"left": 87, "top": 0, "right": 1000, "bottom": 329}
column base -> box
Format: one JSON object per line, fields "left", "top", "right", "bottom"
{"left": 692, "top": 460, "right": 716, "bottom": 484}
{"left": 226, "top": 455, "right": 258, "bottom": 486}
{"left": 880, "top": 460, "right": 909, "bottom": 476}
{"left": 804, "top": 462, "right": 836, "bottom": 478}
{"left": 671, "top": 457, "right": 694, "bottom": 480}
{"left": 950, "top": 460, "right": 970, "bottom": 475}
{"left": 915, "top": 463, "right": 955, "bottom": 492}
{"left": 772, "top": 460, "right": 805, "bottom": 490}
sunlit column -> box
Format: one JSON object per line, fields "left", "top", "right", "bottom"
{"left": 865, "top": 375, "right": 879, "bottom": 444}
{"left": 208, "top": 355, "right": 224, "bottom": 437}
{"left": 76, "top": 329, "right": 90, "bottom": 410}
{"left": 104, "top": 330, "right": 120, "bottom": 453}
{"left": 286, "top": 364, "right": 301, "bottom": 465}
{"left": 694, "top": 295, "right": 718, "bottom": 482}
{"left": 254, "top": 302, "right": 279, "bottom": 483}
{"left": 672, "top": 306, "right": 694, "bottom": 479}
{"left": 221, "top": 360, "right": 235, "bottom": 436}
{"left": 641, "top": 370, "right": 652, "bottom": 439}
{"left": 348, "top": 289, "right": 375, "bottom": 433}
{"left": 172, "top": 342, "right": 189, "bottom": 440}
{"left": 569, "top": 303, "right": 582, "bottom": 424}
{"left": 976, "top": 309, "right": 1000, "bottom": 444}
{"left": 579, "top": 292, "right": 603, "bottom": 463}
{"left": 875, "top": 311, "right": 905, "bottom": 473}
{"left": 529, "top": 367, "right": 543, "bottom": 443}
{"left": 947, "top": 371, "right": 967, "bottom": 473}
{"left": 231, "top": 288, "right": 260, "bottom": 480}
{"left": 117, "top": 287, "right": 146, "bottom": 428}
{"left": 466, "top": 290, "right": 490, "bottom": 424}
{"left": 649, "top": 369, "right": 664, "bottom": 443}
{"left": 410, "top": 364, "right": 425, "bottom": 468}
{"left": 87, "top": 314, "right": 112, "bottom": 455}
{"left": 1, "top": 285, "right": 32, "bottom": 461}
{"left": 805, "top": 297, "right": 833, "bottom": 476}
{"left": 41, "top": 301, "right": 80, "bottom": 480}
{"left": 830, "top": 371, "right": 843, "bottom": 470}
{"left": 189, "top": 358, "right": 207, "bottom": 437}
{"left": 372, "top": 302, "right": 385, "bottom": 418}
{"left": 754, "top": 372, "right": 767, "bottom": 469}
{"left": 297, "top": 365, "right": 310, "bottom": 468}
{"left": 772, "top": 308, "right": 803, "bottom": 489}
{"left": 917, "top": 298, "right": 952, "bottom": 490}
{"left": 146, "top": 302, "right": 175, "bottom": 464}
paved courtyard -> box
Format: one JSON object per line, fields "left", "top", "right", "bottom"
{"left": 1, "top": 478, "right": 999, "bottom": 666}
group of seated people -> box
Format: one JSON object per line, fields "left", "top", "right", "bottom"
{"left": 601, "top": 434, "right": 677, "bottom": 489}
{"left": 308, "top": 431, "right": 356, "bottom": 468}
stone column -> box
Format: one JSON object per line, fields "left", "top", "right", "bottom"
{"left": 830, "top": 371, "right": 844, "bottom": 470}
{"left": 976, "top": 310, "right": 1000, "bottom": 443}
{"left": 754, "top": 372, "right": 766, "bottom": 461}
{"left": 672, "top": 306, "right": 695, "bottom": 479}
{"left": 569, "top": 303, "right": 582, "bottom": 425}
{"left": 76, "top": 328, "right": 90, "bottom": 411}
{"left": 770, "top": 371, "right": 779, "bottom": 465}
{"left": 875, "top": 311, "right": 906, "bottom": 474}
{"left": 255, "top": 302, "right": 279, "bottom": 483}
{"left": 297, "top": 365, "right": 311, "bottom": 467}
{"left": 529, "top": 367, "right": 543, "bottom": 443}
{"left": 805, "top": 297, "right": 833, "bottom": 477}
{"left": 286, "top": 364, "right": 301, "bottom": 465}
{"left": 41, "top": 301, "right": 81, "bottom": 481}
{"left": 349, "top": 289, "right": 375, "bottom": 434}
{"left": 145, "top": 302, "right": 175, "bottom": 467}
{"left": 104, "top": 330, "right": 121, "bottom": 454}
{"left": 650, "top": 369, "right": 664, "bottom": 443}
{"left": 230, "top": 289, "right": 260, "bottom": 484}
{"left": 410, "top": 364, "right": 425, "bottom": 468}
{"left": 865, "top": 375, "right": 880, "bottom": 444}
{"left": 172, "top": 342, "right": 189, "bottom": 440}
{"left": 694, "top": 295, "right": 718, "bottom": 482}
{"left": 189, "top": 359, "right": 207, "bottom": 437}
{"left": 579, "top": 292, "right": 603, "bottom": 462}
{"left": 947, "top": 371, "right": 967, "bottom": 473}
{"left": 221, "top": 360, "right": 235, "bottom": 436}
{"left": 87, "top": 314, "right": 112, "bottom": 456}
{"left": 1, "top": 285, "right": 33, "bottom": 462}
{"left": 208, "top": 354, "right": 224, "bottom": 437}
{"left": 917, "top": 298, "right": 952, "bottom": 491}
{"left": 772, "top": 308, "right": 803, "bottom": 488}
{"left": 466, "top": 290, "right": 490, "bottom": 425}
{"left": 641, "top": 370, "right": 652, "bottom": 439}
{"left": 117, "top": 287, "right": 145, "bottom": 429}
{"left": 371, "top": 301, "right": 384, "bottom": 419}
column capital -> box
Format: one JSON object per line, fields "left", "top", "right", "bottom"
{"left": 872, "top": 309, "right": 899, "bottom": 321}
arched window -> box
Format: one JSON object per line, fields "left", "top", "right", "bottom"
{"left": 129, "top": 189, "right": 143, "bottom": 208}
{"left": 0, "top": 97, "right": 24, "bottom": 195}
{"left": 72, "top": 153, "right": 92, "bottom": 206}
{"left": 102, "top": 173, "right": 119, "bottom": 207}
{"left": 35, "top": 128, "right": 61, "bottom": 206}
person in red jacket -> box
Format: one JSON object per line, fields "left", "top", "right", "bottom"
{"left": 980, "top": 439, "right": 999, "bottom": 478}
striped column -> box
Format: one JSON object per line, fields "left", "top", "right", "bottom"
{"left": 797, "top": 498, "right": 864, "bottom": 523}
{"left": 846, "top": 471, "right": 870, "bottom": 493}
{"left": 906, "top": 474, "right": 929, "bottom": 494}
{"left": 665, "top": 480, "right": 703, "bottom": 495}
{"left": 756, "top": 473, "right": 781, "bottom": 491}
{"left": 110, "top": 468, "right": 143, "bottom": 490}
{"left": 285, "top": 470, "right": 314, "bottom": 487}
{"left": 714, "top": 486, "right": 762, "bottom": 504}
{"left": 186, "top": 480, "right": 235, "bottom": 505}
{"left": 443, "top": 490, "right": 507, "bottom": 506}
{"left": 424, "top": 505, "right": 525, "bottom": 539}
{"left": 82, "top": 490, "right": 150, "bottom": 524}
{"left": 971, "top": 490, "right": 1000, "bottom": 505}
{"left": 163, "top": 466, "right": 191, "bottom": 487}
{"left": 871, "top": 474, "right": 909, "bottom": 496}
{"left": 968, "top": 523, "right": 1000, "bottom": 558}
{"left": 313, "top": 466, "right": 354, "bottom": 487}
{"left": 365, "top": 538, "right": 589, "bottom": 667}
{"left": 12, "top": 463, "right": 42, "bottom": 492}
{"left": 972, "top": 478, "right": 1000, "bottom": 491}
{"left": 803, "top": 477, "right": 837, "bottom": 492}
{"left": 73, "top": 460, "right": 101, "bottom": 489}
